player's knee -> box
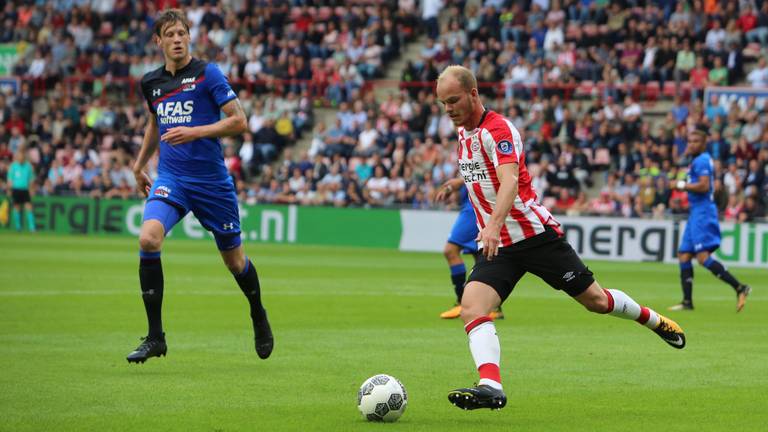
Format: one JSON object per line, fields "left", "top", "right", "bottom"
{"left": 695, "top": 255, "right": 709, "bottom": 266}
{"left": 443, "top": 245, "right": 459, "bottom": 260}
{"left": 139, "top": 231, "right": 163, "bottom": 252}
{"left": 224, "top": 256, "right": 245, "bottom": 274}
{"left": 460, "top": 303, "right": 490, "bottom": 323}
{"left": 459, "top": 307, "right": 480, "bottom": 324}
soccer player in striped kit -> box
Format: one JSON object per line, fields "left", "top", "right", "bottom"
{"left": 435, "top": 65, "right": 686, "bottom": 411}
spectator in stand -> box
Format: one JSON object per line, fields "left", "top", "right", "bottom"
{"left": 674, "top": 39, "right": 695, "bottom": 93}
{"left": 747, "top": 58, "right": 768, "bottom": 87}
{"left": 553, "top": 188, "right": 575, "bottom": 214}
{"left": 746, "top": 3, "right": 768, "bottom": 45}
{"left": 590, "top": 191, "right": 616, "bottom": 216}
{"left": 708, "top": 56, "right": 728, "bottom": 86}
{"left": 688, "top": 57, "right": 709, "bottom": 101}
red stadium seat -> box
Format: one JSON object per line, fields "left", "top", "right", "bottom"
{"left": 645, "top": 81, "right": 660, "bottom": 101}
{"left": 662, "top": 82, "right": 676, "bottom": 97}
{"left": 576, "top": 81, "right": 594, "bottom": 97}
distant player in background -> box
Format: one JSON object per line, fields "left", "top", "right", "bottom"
{"left": 436, "top": 65, "right": 686, "bottom": 411}
{"left": 127, "top": 9, "right": 272, "bottom": 363}
{"left": 6, "top": 149, "right": 36, "bottom": 232}
{"left": 670, "top": 125, "right": 751, "bottom": 312}
{"left": 436, "top": 178, "right": 502, "bottom": 320}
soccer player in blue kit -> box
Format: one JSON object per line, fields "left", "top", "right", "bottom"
{"left": 126, "top": 10, "right": 273, "bottom": 363}
{"left": 436, "top": 178, "right": 503, "bottom": 320}
{"left": 670, "top": 125, "right": 751, "bottom": 312}
{"left": 436, "top": 178, "right": 479, "bottom": 319}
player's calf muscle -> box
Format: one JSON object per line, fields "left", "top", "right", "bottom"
{"left": 575, "top": 283, "right": 610, "bottom": 313}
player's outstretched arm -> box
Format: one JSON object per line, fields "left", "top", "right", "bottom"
{"left": 161, "top": 99, "right": 247, "bottom": 145}
{"left": 436, "top": 177, "right": 465, "bottom": 202}
{"left": 133, "top": 115, "right": 159, "bottom": 197}
{"left": 478, "top": 163, "right": 519, "bottom": 259}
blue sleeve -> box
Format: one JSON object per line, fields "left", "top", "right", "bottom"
{"left": 206, "top": 63, "right": 237, "bottom": 108}
{"left": 694, "top": 156, "right": 712, "bottom": 180}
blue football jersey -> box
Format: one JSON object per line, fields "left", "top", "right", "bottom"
{"left": 458, "top": 184, "right": 473, "bottom": 212}
{"left": 686, "top": 152, "right": 715, "bottom": 209}
{"left": 141, "top": 58, "right": 238, "bottom": 180}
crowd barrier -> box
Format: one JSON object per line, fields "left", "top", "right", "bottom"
{"left": 2, "top": 196, "right": 765, "bottom": 268}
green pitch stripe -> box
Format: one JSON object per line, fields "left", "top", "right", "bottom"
{"left": 297, "top": 206, "right": 402, "bottom": 248}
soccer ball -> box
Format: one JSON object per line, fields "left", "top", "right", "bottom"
{"left": 357, "top": 374, "right": 408, "bottom": 422}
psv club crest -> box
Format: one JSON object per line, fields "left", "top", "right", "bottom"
{"left": 470, "top": 135, "right": 481, "bottom": 153}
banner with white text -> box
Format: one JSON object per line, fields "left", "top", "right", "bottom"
{"left": 399, "top": 214, "right": 767, "bottom": 269}
{"left": 2, "top": 197, "right": 765, "bottom": 268}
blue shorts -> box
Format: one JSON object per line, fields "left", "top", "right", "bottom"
{"left": 447, "top": 208, "right": 479, "bottom": 254}
{"left": 679, "top": 207, "right": 721, "bottom": 254}
{"left": 144, "top": 174, "right": 242, "bottom": 250}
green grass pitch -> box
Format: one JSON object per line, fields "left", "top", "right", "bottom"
{"left": 1, "top": 233, "right": 766, "bottom": 431}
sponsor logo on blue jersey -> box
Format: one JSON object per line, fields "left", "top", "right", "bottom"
{"left": 157, "top": 101, "right": 195, "bottom": 125}
{"left": 154, "top": 186, "right": 172, "bottom": 198}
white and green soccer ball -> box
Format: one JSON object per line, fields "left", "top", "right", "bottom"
{"left": 357, "top": 374, "right": 408, "bottom": 422}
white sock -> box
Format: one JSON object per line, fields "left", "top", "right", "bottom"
{"left": 465, "top": 316, "right": 502, "bottom": 390}
{"left": 604, "top": 289, "right": 660, "bottom": 329}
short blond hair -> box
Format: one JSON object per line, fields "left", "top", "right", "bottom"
{"left": 437, "top": 65, "right": 477, "bottom": 92}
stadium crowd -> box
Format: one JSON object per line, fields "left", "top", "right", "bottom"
{"left": 1, "top": 0, "right": 766, "bottom": 222}
{"left": 242, "top": 88, "right": 767, "bottom": 222}
{"left": 0, "top": 0, "right": 417, "bottom": 197}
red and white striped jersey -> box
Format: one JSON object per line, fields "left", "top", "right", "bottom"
{"left": 456, "top": 110, "right": 561, "bottom": 248}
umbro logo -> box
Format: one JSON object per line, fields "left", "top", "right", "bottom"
{"left": 562, "top": 271, "right": 576, "bottom": 282}
{"left": 152, "top": 89, "right": 161, "bottom": 97}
